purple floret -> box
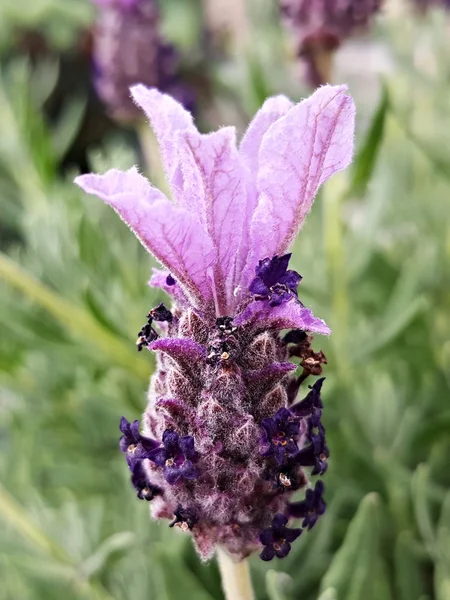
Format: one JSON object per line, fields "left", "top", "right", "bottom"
{"left": 261, "top": 408, "right": 300, "bottom": 464}
{"left": 148, "top": 430, "right": 199, "bottom": 485}
{"left": 249, "top": 254, "right": 302, "bottom": 307}
{"left": 259, "top": 514, "right": 302, "bottom": 561}
{"left": 288, "top": 480, "right": 326, "bottom": 529}
{"left": 119, "top": 417, "right": 159, "bottom": 468}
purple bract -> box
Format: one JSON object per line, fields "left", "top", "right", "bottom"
{"left": 75, "top": 84, "right": 355, "bottom": 560}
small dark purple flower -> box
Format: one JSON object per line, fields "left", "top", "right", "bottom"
{"left": 148, "top": 430, "right": 199, "bottom": 484}
{"left": 249, "top": 254, "right": 302, "bottom": 307}
{"left": 131, "top": 460, "right": 161, "bottom": 501}
{"left": 264, "top": 458, "right": 307, "bottom": 493}
{"left": 261, "top": 408, "right": 300, "bottom": 465}
{"left": 287, "top": 480, "right": 326, "bottom": 529}
{"left": 294, "top": 425, "right": 329, "bottom": 476}
{"left": 148, "top": 302, "right": 173, "bottom": 323}
{"left": 259, "top": 514, "right": 302, "bottom": 561}
{"left": 166, "top": 274, "right": 176, "bottom": 286}
{"left": 119, "top": 417, "right": 159, "bottom": 467}
{"left": 169, "top": 505, "right": 199, "bottom": 531}
{"left": 283, "top": 329, "right": 307, "bottom": 344}
{"left": 291, "top": 378, "right": 324, "bottom": 417}
{"left": 136, "top": 322, "right": 158, "bottom": 351}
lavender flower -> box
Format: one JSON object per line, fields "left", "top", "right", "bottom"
{"left": 148, "top": 430, "right": 200, "bottom": 484}
{"left": 131, "top": 460, "right": 161, "bottom": 501}
{"left": 287, "top": 480, "right": 326, "bottom": 529}
{"left": 259, "top": 514, "right": 302, "bottom": 561}
{"left": 410, "top": 0, "right": 450, "bottom": 11}
{"left": 75, "top": 83, "right": 355, "bottom": 560}
{"left": 280, "top": 0, "right": 381, "bottom": 86}
{"left": 91, "top": 0, "right": 192, "bottom": 121}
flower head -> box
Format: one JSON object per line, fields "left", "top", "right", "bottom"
{"left": 75, "top": 84, "right": 354, "bottom": 561}
{"left": 259, "top": 514, "right": 302, "bottom": 561}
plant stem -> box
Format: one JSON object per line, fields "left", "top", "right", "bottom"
{"left": 217, "top": 548, "right": 255, "bottom": 600}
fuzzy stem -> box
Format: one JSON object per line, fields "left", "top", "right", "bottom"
{"left": 217, "top": 548, "right": 255, "bottom": 600}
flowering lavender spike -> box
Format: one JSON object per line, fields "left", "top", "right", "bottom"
{"left": 75, "top": 84, "right": 355, "bottom": 561}
{"left": 280, "top": 0, "right": 382, "bottom": 87}
{"left": 91, "top": 0, "right": 192, "bottom": 121}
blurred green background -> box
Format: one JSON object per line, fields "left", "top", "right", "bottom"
{"left": 0, "top": 1, "right": 449, "bottom": 599}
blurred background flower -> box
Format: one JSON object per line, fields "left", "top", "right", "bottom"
{"left": 0, "top": 0, "right": 449, "bottom": 599}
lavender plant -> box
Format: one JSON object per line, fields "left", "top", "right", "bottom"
{"left": 280, "top": 0, "right": 381, "bottom": 86}
{"left": 92, "top": 0, "right": 192, "bottom": 121}
{"left": 75, "top": 84, "right": 355, "bottom": 569}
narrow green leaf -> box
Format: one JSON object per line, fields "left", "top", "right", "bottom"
{"left": 0, "top": 252, "right": 149, "bottom": 379}
{"left": 51, "top": 96, "right": 87, "bottom": 160}
{"left": 78, "top": 531, "right": 135, "bottom": 579}
{"left": 266, "top": 569, "right": 291, "bottom": 600}
{"left": 156, "top": 547, "right": 217, "bottom": 600}
{"left": 412, "top": 465, "right": 436, "bottom": 553}
{"left": 320, "top": 493, "right": 380, "bottom": 598}
{"left": 395, "top": 531, "right": 427, "bottom": 600}
{"left": 348, "top": 83, "right": 389, "bottom": 197}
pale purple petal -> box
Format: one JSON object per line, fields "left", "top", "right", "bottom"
{"left": 237, "top": 96, "right": 294, "bottom": 296}
{"left": 250, "top": 85, "right": 355, "bottom": 263}
{"left": 130, "top": 85, "right": 196, "bottom": 205}
{"left": 75, "top": 170, "right": 216, "bottom": 306}
{"left": 74, "top": 167, "right": 162, "bottom": 204}
{"left": 239, "top": 95, "right": 294, "bottom": 179}
{"left": 178, "top": 127, "right": 248, "bottom": 313}
{"left": 233, "top": 298, "right": 331, "bottom": 335}
{"left": 148, "top": 268, "right": 188, "bottom": 308}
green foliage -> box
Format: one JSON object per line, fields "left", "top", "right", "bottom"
{"left": 0, "top": 4, "right": 449, "bottom": 600}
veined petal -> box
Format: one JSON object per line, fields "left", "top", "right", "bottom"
{"left": 234, "top": 298, "right": 331, "bottom": 335}
{"left": 130, "top": 85, "right": 196, "bottom": 204}
{"left": 75, "top": 167, "right": 162, "bottom": 204}
{"left": 251, "top": 85, "right": 355, "bottom": 262}
{"left": 240, "top": 95, "right": 294, "bottom": 179}
{"left": 75, "top": 170, "right": 216, "bottom": 306}
{"left": 236, "top": 97, "right": 294, "bottom": 299}
{"left": 178, "top": 127, "right": 248, "bottom": 313}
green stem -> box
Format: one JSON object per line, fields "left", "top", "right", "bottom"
{"left": 217, "top": 548, "right": 255, "bottom": 600}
